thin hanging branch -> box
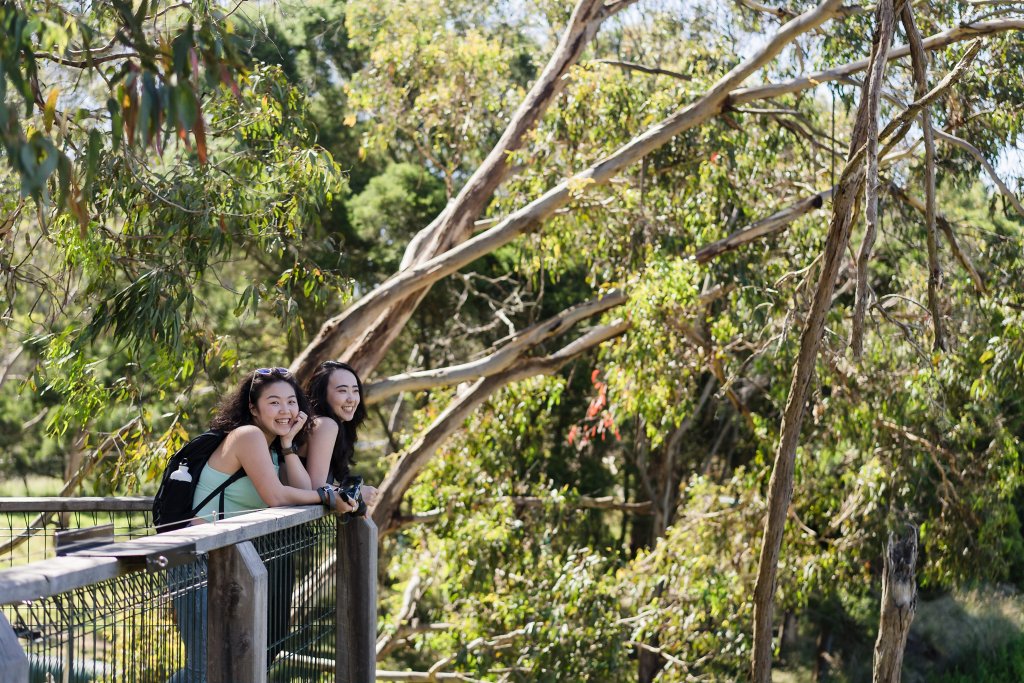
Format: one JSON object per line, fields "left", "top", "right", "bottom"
{"left": 587, "top": 58, "right": 692, "bottom": 81}
{"left": 903, "top": 4, "right": 947, "bottom": 351}
{"left": 933, "top": 128, "right": 1024, "bottom": 219}
{"left": 850, "top": 0, "right": 900, "bottom": 359}
{"left": 889, "top": 184, "right": 988, "bottom": 296}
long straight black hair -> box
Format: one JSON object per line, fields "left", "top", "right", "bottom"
{"left": 305, "top": 361, "right": 366, "bottom": 482}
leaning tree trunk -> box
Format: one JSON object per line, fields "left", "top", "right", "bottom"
{"left": 750, "top": 2, "right": 900, "bottom": 680}
{"left": 873, "top": 528, "right": 919, "bottom": 683}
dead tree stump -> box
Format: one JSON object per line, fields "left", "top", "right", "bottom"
{"left": 872, "top": 526, "right": 918, "bottom": 683}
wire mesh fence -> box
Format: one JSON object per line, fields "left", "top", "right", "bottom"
{"left": 1, "top": 511, "right": 343, "bottom": 683}
{"left": 257, "top": 517, "right": 339, "bottom": 682}
{"left": 5, "top": 560, "right": 190, "bottom": 682}
{"left": 1, "top": 500, "right": 153, "bottom": 569}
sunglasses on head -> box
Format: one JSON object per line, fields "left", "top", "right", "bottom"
{"left": 255, "top": 367, "right": 290, "bottom": 376}
{"left": 250, "top": 367, "right": 292, "bottom": 393}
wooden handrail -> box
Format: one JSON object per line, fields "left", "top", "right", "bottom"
{"left": 0, "top": 496, "right": 153, "bottom": 512}
{"left": 0, "top": 503, "right": 377, "bottom": 683}
{"left": 0, "top": 505, "right": 326, "bottom": 605}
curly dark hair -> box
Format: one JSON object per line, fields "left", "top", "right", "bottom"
{"left": 210, "top": 368, "right": 313, "bottom": 448}
{"left": 305, "top": 360, "right": 366, "bottom": 483}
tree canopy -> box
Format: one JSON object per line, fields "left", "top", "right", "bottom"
{"left": 2, "top": 0, "right": 1024, "bottom": 680}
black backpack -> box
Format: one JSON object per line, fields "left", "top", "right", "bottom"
{"left": 152, "top": 430, "right": 246, "bottom": 532}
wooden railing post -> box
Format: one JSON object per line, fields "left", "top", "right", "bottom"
{"left": 336, "top": 516, "right": 378, "bottom": 683}
{"left": 0, "top": 611, "right": 28, "bottom": 683}
{"left": 208, "top": 541, "right": 268, "bottom": 683}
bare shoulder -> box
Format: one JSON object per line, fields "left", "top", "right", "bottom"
{"left": 224, "top": 425, "right": 267, "bottom": 450}
{"left": 310, "top": 416, "right": 339, "bottom": 439}
{"left": 210, "top": 425, "right": 266, "bottom": 470}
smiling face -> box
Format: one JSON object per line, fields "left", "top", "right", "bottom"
{"left": 325, "top": 368, "right": 361, "bottom": 423}
{"left": 250, "top": 380, "right": 300, "bottom": 441}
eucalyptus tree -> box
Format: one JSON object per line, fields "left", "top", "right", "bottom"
{"left": 2, "top": 0, "right": 1024, "bottom": 680}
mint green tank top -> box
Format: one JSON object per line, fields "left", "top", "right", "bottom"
{"left": 192, "top": 449, "right": 280, "bottom": 522}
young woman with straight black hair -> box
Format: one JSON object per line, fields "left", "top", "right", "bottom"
{"left": 303, "top": 360, "right": 378, "bottom": 508}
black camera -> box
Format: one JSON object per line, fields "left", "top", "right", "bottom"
{"left": 336, "top": 475, "right": 366, "bottom": 517}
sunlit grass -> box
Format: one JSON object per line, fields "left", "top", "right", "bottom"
{"left": 0, "top": 474, "right": 65, "bottom": 497}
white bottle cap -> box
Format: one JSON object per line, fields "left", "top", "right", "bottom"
{"left": 169, "top": 463, "right": 192, "bottom": 482}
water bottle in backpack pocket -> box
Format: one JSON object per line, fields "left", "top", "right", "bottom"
{"left": 152, "top": 430, "right": 246, "bottom": 532}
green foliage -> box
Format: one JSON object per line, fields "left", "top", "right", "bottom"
{"left": 348, "top": 162, "right": 447, "bottom": 275}
{"left": 346, "top": 0, "right": 535, "bottom": 181}
{"left": 2, "top": 1, "right": 1024, "bottom": 680}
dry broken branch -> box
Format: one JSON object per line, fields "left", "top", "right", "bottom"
{"left": 872, "top": 527, "right": 919, "bottom": 683}
{"left": 695, "top": 190, "right": 834, "bottom": 263}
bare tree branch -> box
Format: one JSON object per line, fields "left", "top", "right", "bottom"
{"left": 732, "top": 19, "right": 1024, "bottom": 105}
{"left": 588, "top": 58, "right": 692, "bottom": 80}
{"left": 427, "top": 625, "right": 534, "bottom": 678}
{"left": 294, "top": 0, "right": 638, "bottom": 381}
{"left": 364, "top": 290, "right": 626, "bottom": 405}
{"left": 850, "top": 0, "right": 899, "bottom": 359}
{"left": 290, "top": 14, "right": 1012, "bottom": 388}
{"left": 902, "top": 4, "right": 947, "bottom": 352}
{"left": 695, "top": 190, "right": 833, "bottom": 263}
{"left": 292, "top": 0, "right": 846, "bottom": 382}
{"left": 372, "top": 321, "right": 630, "bottom": 531}
{"left": 890, "top": 184, "right": 988, "bottom": 296}
{"left": 933, "top": 128, "right": 1024, "bottom": 219}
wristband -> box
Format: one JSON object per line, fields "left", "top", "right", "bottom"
{"left": 282, "top": 443, "right": 300, "bottom": 456}
{"left": 316, "top": 486, "right": 331, "bottom": 507}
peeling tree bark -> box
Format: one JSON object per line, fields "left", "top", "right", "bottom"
{"left": 750, "top": 3, "right": 900, "bottom": 678}
{"left": 873, "top": 527, "right": 919, "bottom": 683}
{"left": 850, "top": 0, "right": 899, "bottom": 359}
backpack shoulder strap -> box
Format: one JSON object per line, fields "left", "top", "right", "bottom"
{"left": 190, "top": 468, "right": 247, "bottom": 520}
{"left": 185, "top": 430, "right": 245, "bottom": 520}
